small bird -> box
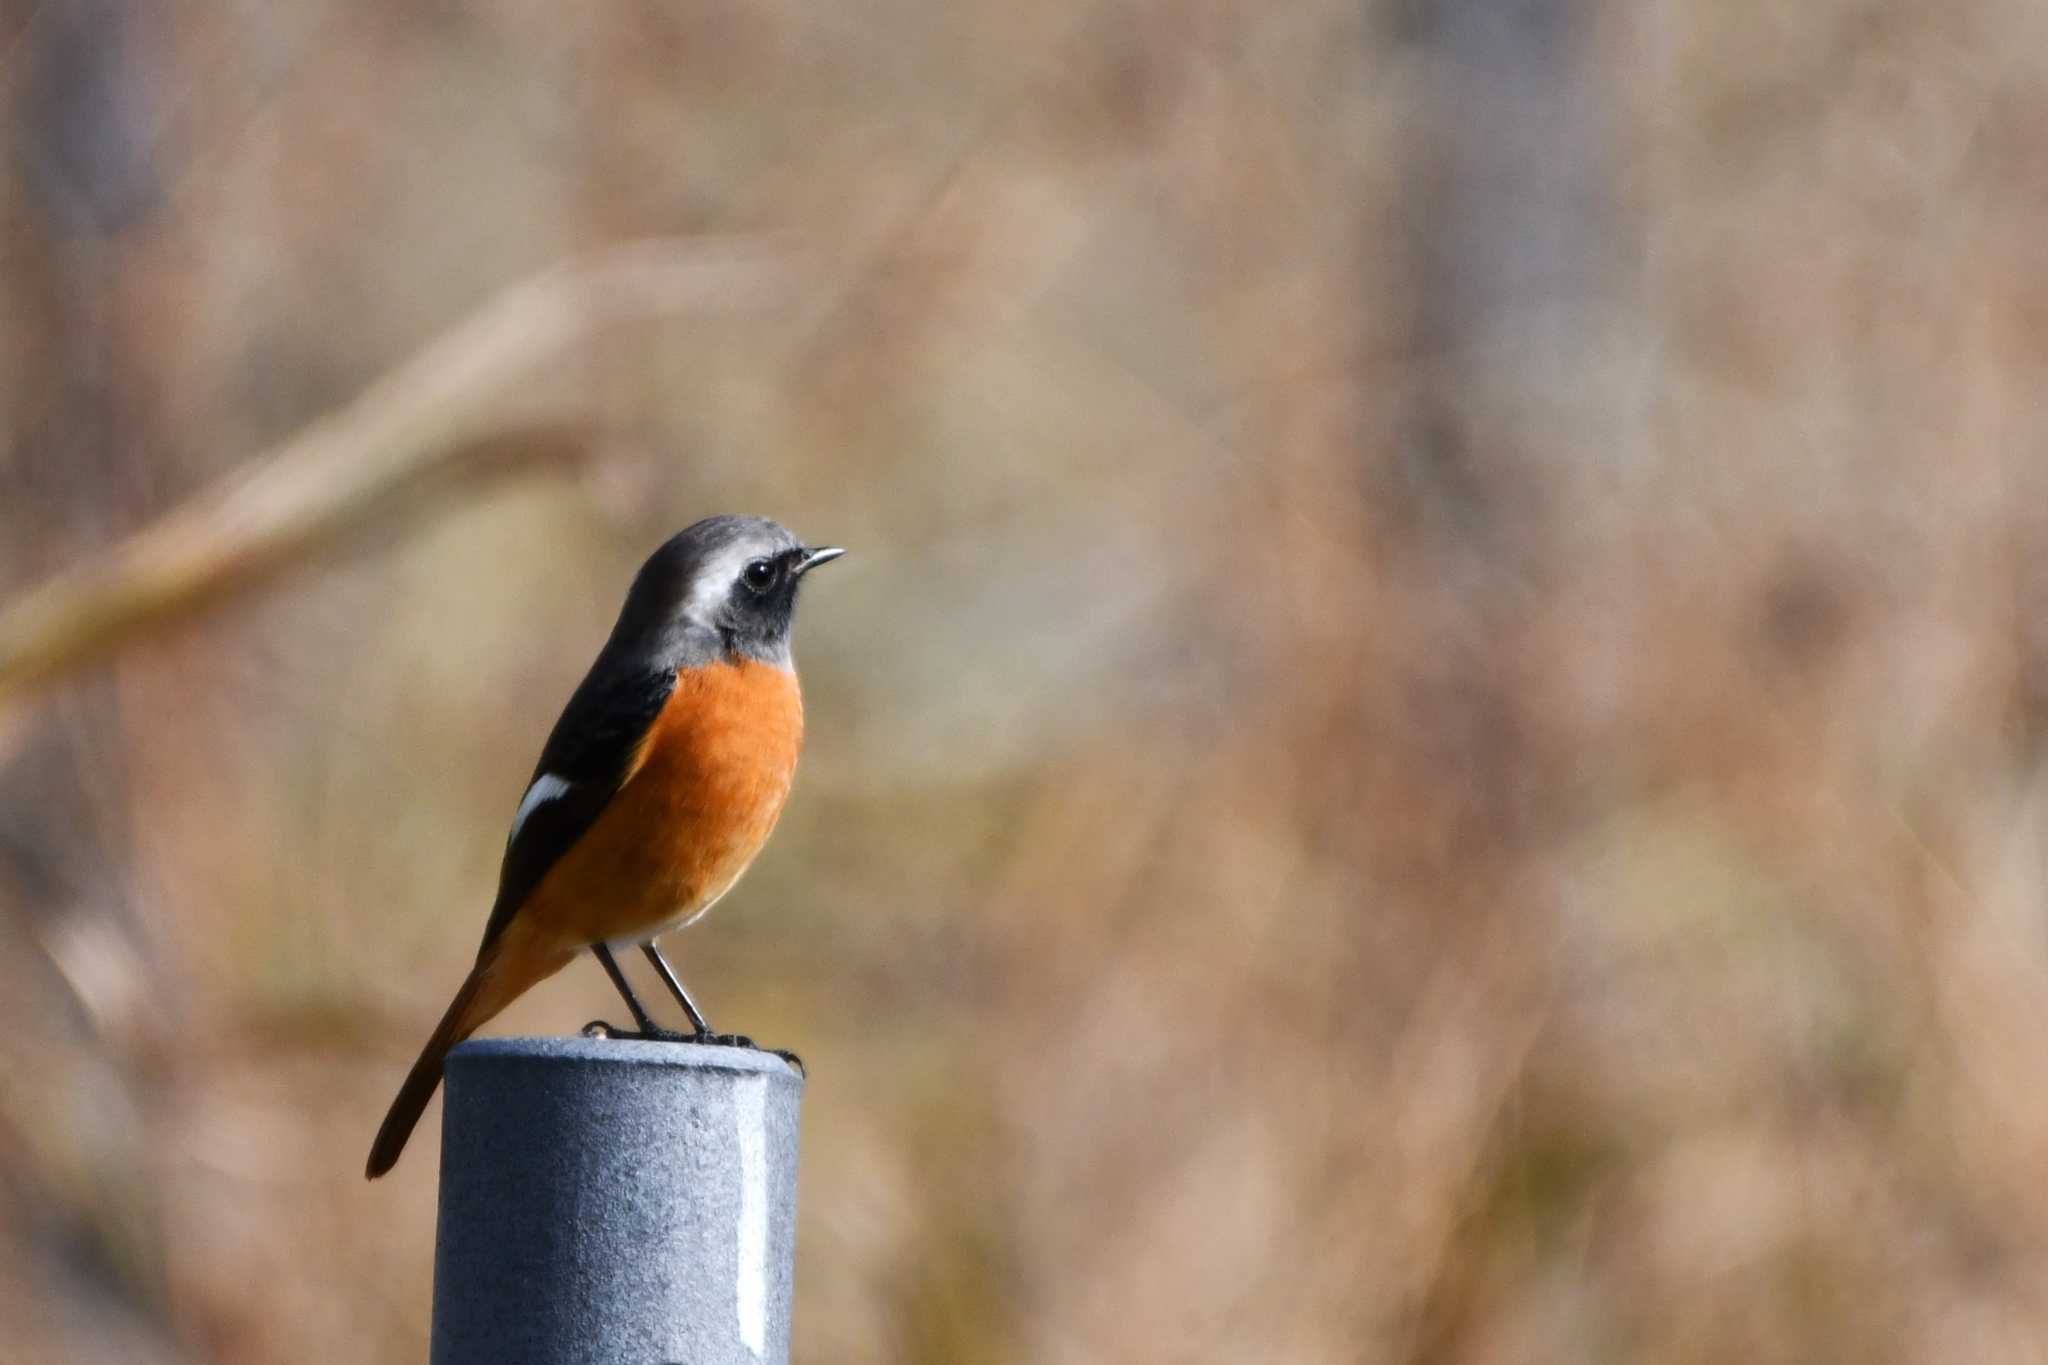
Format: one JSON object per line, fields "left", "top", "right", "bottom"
{"left": 365, "top": 515, "right": 843, "bottom": 1179}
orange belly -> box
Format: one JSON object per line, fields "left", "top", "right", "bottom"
{"left": 518, "top": 659, "right": 804, "bottom": 949}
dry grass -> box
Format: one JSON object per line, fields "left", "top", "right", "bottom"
{"left": 5, "top": 1, "right": 2048, "bottom": 1361}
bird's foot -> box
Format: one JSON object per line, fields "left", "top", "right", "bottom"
{"left": 580, "top": 1021, "right": 797, "bottom": 1071}
{"left": 690, "top": 1031, "right": 757, "bottom": 1050}
{"left": 580, "top": 1019, "right": 697, "bottom": 1043}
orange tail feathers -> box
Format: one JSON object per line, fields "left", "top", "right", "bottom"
{"left": 365, "top": 934, "right": 573, "bottom": 1180}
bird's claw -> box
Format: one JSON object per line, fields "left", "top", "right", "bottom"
{"left": 580, "top": 1019, "right": 697, "bottom": 1043}
{"left": 581, "top": 1021, "right": 799, "bottom": 1073}
{"left": 691, "top": 1031, "right": 756, "bottom": 1050}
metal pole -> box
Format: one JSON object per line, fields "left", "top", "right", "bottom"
{"left": 430, "top": 1037, "right": 804, "bottom": 1365}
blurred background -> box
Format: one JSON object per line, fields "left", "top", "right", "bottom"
{"left": 5, "top": 1, "right": 2048, "bottom": 1361}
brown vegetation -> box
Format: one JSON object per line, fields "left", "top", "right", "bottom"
{"left": 5, "top": 2, "right": 2048, "bottom": 1362}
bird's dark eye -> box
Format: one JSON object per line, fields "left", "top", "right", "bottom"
{"left": 742, "top": 558, "right": 777, "bottom": 593}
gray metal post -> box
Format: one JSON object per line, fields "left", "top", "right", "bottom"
{"left": 430, "top": 1037, "right": 804, "bottom": 1365}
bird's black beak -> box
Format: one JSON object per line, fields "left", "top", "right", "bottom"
{"left": 793, "top": 546, "right": 846, "bottom": 577}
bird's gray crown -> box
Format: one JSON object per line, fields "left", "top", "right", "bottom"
{"left": 611, "top": 516, "right": 834, "bottom": 670}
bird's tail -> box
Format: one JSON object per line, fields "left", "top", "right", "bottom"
{"left": 364, "top": 933, "right": 573, "bottom": 1180}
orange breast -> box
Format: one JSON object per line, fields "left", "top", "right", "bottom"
{"left": 520, "top": 659, "right": 805, "bottom": 948}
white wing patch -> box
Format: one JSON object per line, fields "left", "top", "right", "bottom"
{"left": 509, "top": 773, "right": 572, "bottom": 843}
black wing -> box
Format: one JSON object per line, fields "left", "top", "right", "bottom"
{"left": 474, "top": 665, "right": 677, "bottom": 955}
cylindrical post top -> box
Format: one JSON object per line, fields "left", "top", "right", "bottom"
{"left": 431, "top": 1037, "right": 804, "bottom": 1365}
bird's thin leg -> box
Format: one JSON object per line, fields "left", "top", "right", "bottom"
{"left": 589, "top": 943, "right": 660, "bottom": 1036}
{"left": 641, "top": 942, "right": 712, "bottom": 1036}
{"left": 642, "top": 944, "right": 769, "bottom": 1056}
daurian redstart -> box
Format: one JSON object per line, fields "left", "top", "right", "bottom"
{"left": 365, "top": 515, "right": 843, "bottom": 1179}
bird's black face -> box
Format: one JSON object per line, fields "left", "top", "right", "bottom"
{"left": 618, "top": 515, "right": 843, "bottom": 670}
